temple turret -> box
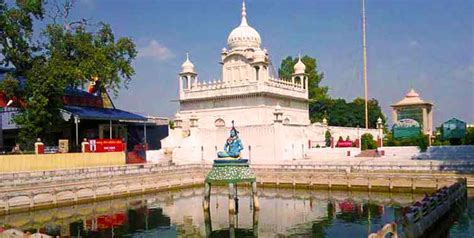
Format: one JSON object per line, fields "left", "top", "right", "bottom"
{"left": 179, "top": 53, "right": 197, "bottom": 92}
{"left": 292, "top": 57, "right": 307, "bottom": 89}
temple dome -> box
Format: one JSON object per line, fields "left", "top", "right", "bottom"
{"left": 227, "top": 2, "right": 261, "bottom": 49}
{"left": 294, "top": 57, "right": 306, "bottom": 74}
{"left": 181, "top": 53, "right": 195, "bottom": 73}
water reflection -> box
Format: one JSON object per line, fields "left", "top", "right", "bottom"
{"left": 0, "top": 187, "right": 472, "bottom": 237}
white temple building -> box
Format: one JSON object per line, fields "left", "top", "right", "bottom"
{"left": 158, "top": 2, "right": 380, "bottom": 164}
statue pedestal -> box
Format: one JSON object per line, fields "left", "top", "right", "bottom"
{"left": 203, "top": 160, "right": 259, "bottom": 215}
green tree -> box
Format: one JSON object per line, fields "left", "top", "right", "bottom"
{"left": 319, "top": 97, "right": 385, "bottom": 128}
{"left": 0, "top": 0, "right": 44, "bottom": 75}
{"left": 462, "top": 127, "right": 474, "bottom": 145}
{"left": 416, "top": 134, "right": 429, "bottom": 152}
{"left": 361, "top": 133, "right": 377, "bottom": 150}
{"left": 350, "top": 98, "right": 386, "bottom": 128}
{"left": 325, "top": 130, "right": 331, "bottom": 147}
{"left": 0, "top": 1, "right": 137, "bottom": 147}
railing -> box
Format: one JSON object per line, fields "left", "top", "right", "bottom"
{"left": 0, "top": 163, "right": 211, "bottom": 189}
{"left": 0, "top": 162, "right": 470, "bottom": 215}
{"left": 181, "top": 80, "right": 307, "bottom": 101}
{"left": 368, "top": 178, "right": 467, "bottom": 238}
{"left": 249, "top": 162, "right": 474, "bottom": 173}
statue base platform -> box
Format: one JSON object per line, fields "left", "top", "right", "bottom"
{"left": 205, "top": 159, "right": 255, "bottom": 185}
{"left": 203, "top": 159, "right": 259, "bottom": 214}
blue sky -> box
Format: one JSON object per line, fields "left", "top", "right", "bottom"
{"left": 72, "top": 0, "right": 473, "bottom": 125}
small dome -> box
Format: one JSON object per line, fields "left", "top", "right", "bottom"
{"left": 181, "top": 53, "right": 195, "bottom": 73}
{"left": 294, "top": 57, "right": 306, "bottom": 74}
{"left": 227, "top": 1, "right": 261, "bottom": 49}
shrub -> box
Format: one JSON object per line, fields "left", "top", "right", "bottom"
{"left": 325, "top": 130, "right": 331, "bottom": 147}
{"left": 361, "top": 133, "right": 377, "bottom": 150}
{"left": 416, "top": 134, "right": 429, "bottom": 152}
{"left": 462, "top": 128, "right": 474, "bottom": 145}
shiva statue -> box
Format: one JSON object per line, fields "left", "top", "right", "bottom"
{"left": 217, "top": 121, "right": 244, "bottom": 159}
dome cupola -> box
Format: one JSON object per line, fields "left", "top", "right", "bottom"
{"left": 227, "top": 1, "right": 261, "bottom": 50}
{"left": 294, "top": 57, "right": 306, "bottom": 74}
{"left": 181, "top": 53, "right": 195, "bottom": 74}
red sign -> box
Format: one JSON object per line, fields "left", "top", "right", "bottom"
{"left": 89, "top": 139, "right": 125, "bottom": 152}
{"left": 86, "top": 213, "right": 126, "bottom": 230}
{"left": 336, "top": 141, "right": 353, "bottom": 147}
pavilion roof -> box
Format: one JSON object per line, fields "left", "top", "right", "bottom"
{"left": 391, "top": 88, "right": 433, "bottom": 107}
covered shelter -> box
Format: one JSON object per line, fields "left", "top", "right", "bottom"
{"left": 442, "top": 118, "right": 467, "bottom": 141}
{"left": 391, "top": 88, "right": 433, "bottom": 135}
{"left": 0, "top": 68, "right": 165, "bottom": 160}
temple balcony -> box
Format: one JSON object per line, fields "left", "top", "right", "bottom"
{"left": 180, "top": 78, "right": 308, "bottom": 101}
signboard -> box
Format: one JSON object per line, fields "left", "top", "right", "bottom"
{"left": 58, "top": 139, "right": 69, "bottom": 153}
{"left": 393, "top": 119, "right": 421, "bottom": 139}
{"left": 89, "top": 139, "right": 125, "bottom": 152}
{"left": 336, "top": 141, "right": 353, "bottom": 147}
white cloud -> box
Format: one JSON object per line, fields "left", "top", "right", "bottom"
{"left": 409, "top": 40, "right": 419, "bottom": 48}
{"left": 138, "top": 40, "right": 173, "bottom": 61}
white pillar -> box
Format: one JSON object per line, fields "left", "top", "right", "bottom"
{"left": 392, "top": 109, "right": 398, "bottom": 124}
{"left": 109, "top": 120, "right": 112, "bottom": 139}
{"left": 422, "top": 107, "right": 428, "bottom": 134}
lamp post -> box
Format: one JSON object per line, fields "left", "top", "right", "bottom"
{"left": 0, "top": 100, "right": 13, "bottom": 151}
{"left": 74, "top": 116, "right": 80, "bottom": 147}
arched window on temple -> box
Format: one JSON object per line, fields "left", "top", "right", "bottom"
{"left": 294, "top": 76, "right": 301, "bottom": 85}
{"left": 215, "top": 118, "right": 226, "bottom": 127}
{"left": 254, "top": 66, "right": 260, "bottom": 81}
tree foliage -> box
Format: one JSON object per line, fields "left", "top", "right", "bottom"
{"left": 0, "top": 0, "right": 137, "bottom": 146}
{"left": 0, "top": 0, "right": 44, "bottom": 75}
{"left": 361, "top": 133, "right": 377, "bottom": 150}
{"left": 384, "top": 132, "right": 429, "bottom": 152}
{"left": 312, "top": 97, "right": 386, "bottom": 128}
{"left": 325, "top": 130, "right": 331, "bottom": 147}
{"left": 462, "top": 127, "right": 474, "bottom": 145}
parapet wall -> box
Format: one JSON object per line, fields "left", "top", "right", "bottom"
{"left": 0, "top": 152, "right": 125, "bottom": 173}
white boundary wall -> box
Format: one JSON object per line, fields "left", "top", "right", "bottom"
{"left": 160, "top": 123, "right": 380, "bottom": 165}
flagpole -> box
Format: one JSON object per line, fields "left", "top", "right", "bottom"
{"left": 362, "top": 0, "right": 369, "bottom": 129}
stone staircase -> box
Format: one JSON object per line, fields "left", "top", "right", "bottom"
{"left": 417, "top": 145, "right": 474, "bottom": 160}
{"left": 355, "top": 149, "right": 381, "bottom": 158}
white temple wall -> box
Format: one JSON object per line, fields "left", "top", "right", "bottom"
{"left": 179, "top": 106, "right": 309, "bottom": 129}
{"left": 327, "top": 126, "right": 381, "bottom": 141}
{"left": 181, "top": 95, "right": 308, "bottom": 111}
{"left": 160, "top": 121, "right": 382, "bottom": 165}
{"left": 222, "top": 54, "right": 254, "bottom": 82}
{"left": 165, "top": 124, "right": 278, "bottom": 164}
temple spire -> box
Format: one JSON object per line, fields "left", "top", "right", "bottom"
{"left": 240, "top": 0, "right": 248, "bottom": 26}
